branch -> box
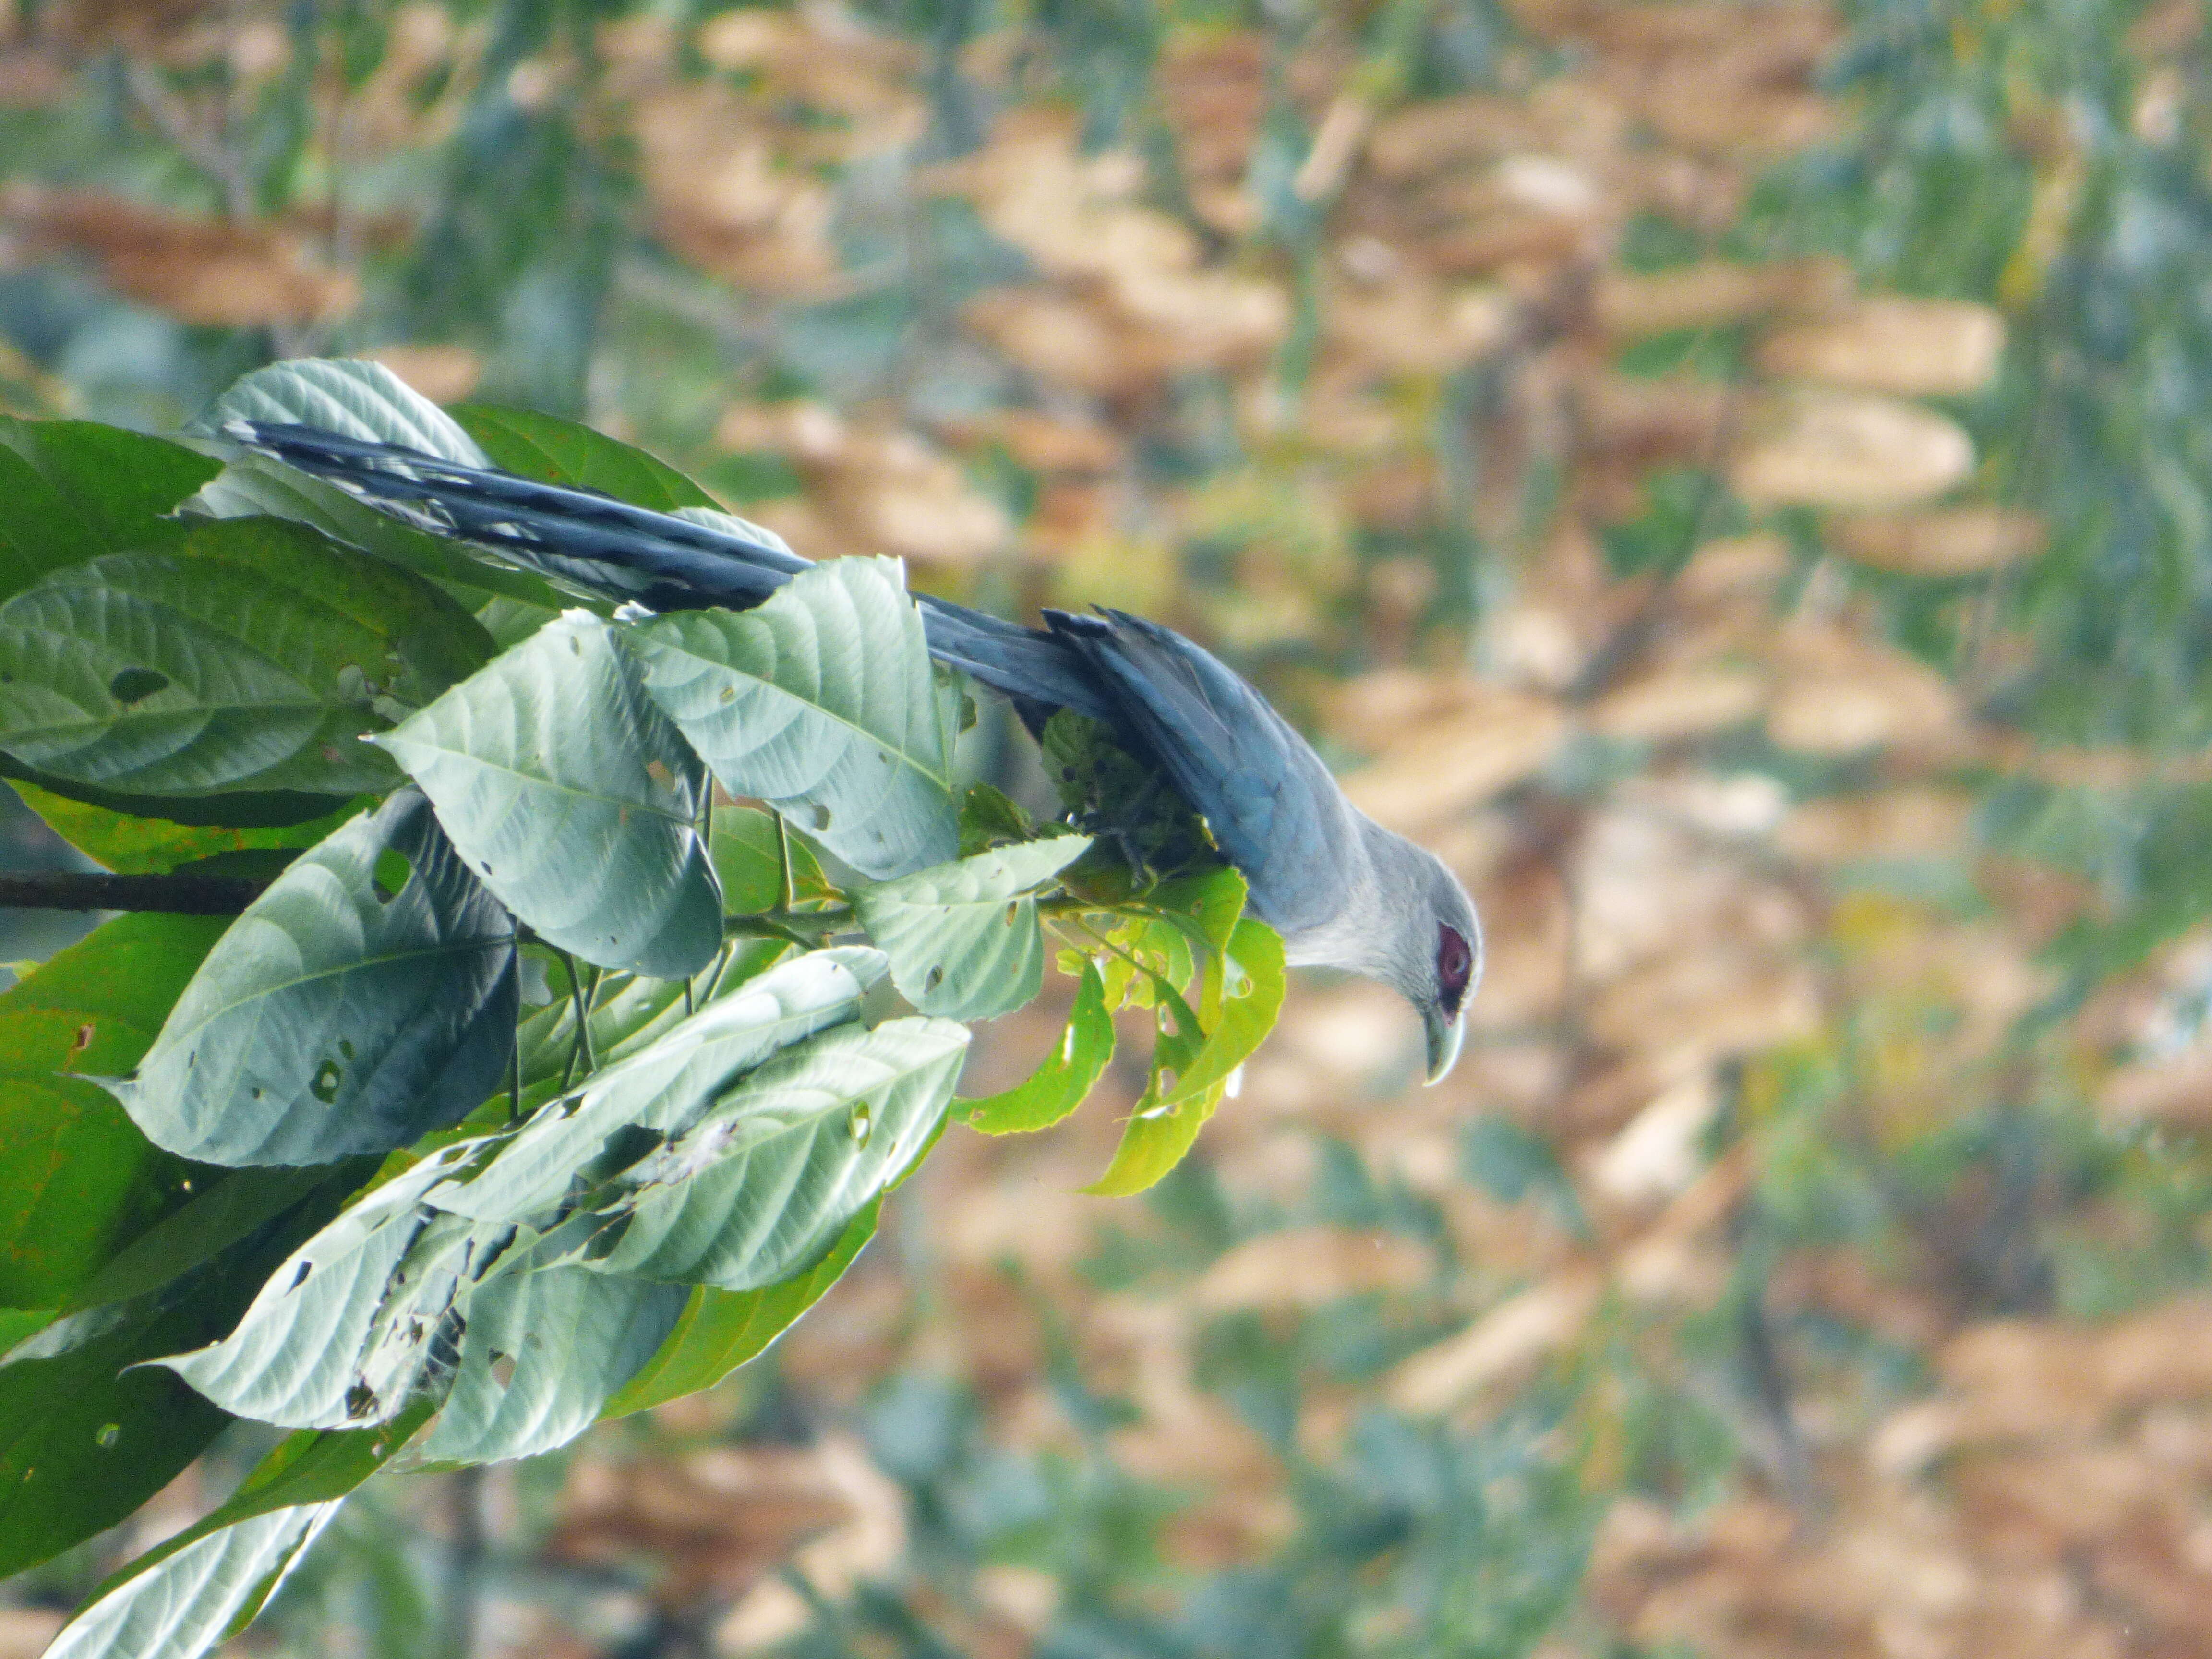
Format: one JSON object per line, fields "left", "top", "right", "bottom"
{"left": 0, "top": 871, "right": 271, "bottom": 914}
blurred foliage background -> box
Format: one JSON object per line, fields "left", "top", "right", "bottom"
{"left": 6, "top": 0, "right": 2212, "bottom": 1654}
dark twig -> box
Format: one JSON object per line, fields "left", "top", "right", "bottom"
{"left": 0, "top": 871, "right": 270, "bottom": 914}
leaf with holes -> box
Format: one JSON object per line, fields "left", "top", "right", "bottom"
{"left": 959, "top": 960, "right": 1115, "bottom": 1135}
{"left": 627, "top": 558, "right": 961, "bottom": 880}
{"left": 853, "top": 834, "right": 1092, "bottom": 1020}
{"left": 576, "top": 1015, "right": 967, "bottom": 1292}
{"left": 108, "top": 790, "right": 519, "bottom": 1167}
{"left": 603, "top": 1198, "right": 878, "bottom": 1418}
{"left": 0, "top": 516, "right": 493, "bottom": 799}
{"left": 375, "top": 610, "right": 721, "bottom": 978}
{"left": 432, "top": 947, "right": 886, "bottom": 1227}
{"left": 197, "top": 358, "right": 489, "bottom": 466}
{"left": 417, "top": 1262, "right": 687, "bottom": 1462}
{"left": 150, "top": 1152, "right": 491, "bottom": 1429}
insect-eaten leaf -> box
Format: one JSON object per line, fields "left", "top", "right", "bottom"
{"left": 627, "top": 558, "right": 961, "bottom": 880}
{"left": 376, "top": 610, "right": 722, "bottom": 979}
{"left": 0, "top": 516, "right": 492, "bottom": 799}
{"left": 853, "top": 834, "right": 1092, "bottom": 1020}
{"left": 109, "top": 790, "right": 519, "bottom": 1167}
{"left": 417, "top": 1262, "right": 687, "bottom": 1463}
{"left": 573, "top": 1016, "right": 968, "bottom": 1291}
{"left": 959, "top": 960, "right": 1116, "bottom": 1135}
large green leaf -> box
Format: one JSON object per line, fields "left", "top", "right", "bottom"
{"left": 435, "top": 947, "right": 886, "bottom": 1226}
{"left": 43, "top": 1402, "right": 433, "bottom": 1659}
{"left": 151, "top": 1153, "right": 486, "bottom": 1429}
{"left": 156, "top": 950, "right": 887, "bottom": 1429}
{"left": 627, "top": 558, "right": 962, "bottom": 880}
{"left": 110, "top": 790, "right": 520, "bottom": 1166}
{"left": 416, "top": 1262, "right": 687, "bottom": 1462}
{"left": 187, "top": 451, "right": 567, "bottom": 611}
{"left": 0, "top": 417, "right": 219, "bottom": 604}
{"left": 0, "top": 1164, "right": 362, "bottom": 1578}
{"left": 579, "top": 1015, "right": 967, "bottom": 1291}
{"left": 853, "top": 834, "right": 1091, "bottom": 1020}
{"left": 7, "top": 778, "right": 361, "bottom": 874}
{"left": 0, "top": 516, "right": 493, "bottom": 798}
{"left": 959, "top": 960, "right": 1116, "bottom": 1135}
{"left": 197, "top": 358, "right": 489, "bottom": 465}
{"left": 449, "top": 405, "right": 719, "bottom": 510}
{"left": 375, "top": 610, "right": 721, "bottom": 978}
{"left": 603, "top": 1198, "right": 878, "bottom": 1418}
{"left": 0, "top": 912, "right": 227, "bottom": 1310}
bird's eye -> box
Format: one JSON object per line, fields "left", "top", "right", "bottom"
{"left": 1436, "top": 924, "right": 1473, "bottom": 1015}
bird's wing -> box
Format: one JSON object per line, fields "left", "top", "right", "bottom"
{"left": 1042, "top": 609, "right": 1356, "bottom": 937}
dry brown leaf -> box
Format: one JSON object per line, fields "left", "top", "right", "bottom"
{"left": 1730, "top": 390, "right": 1975, "bottom": 509}
{"left": 1765, "top": 623, "right": 1967, "bottom": 754}
{"left": 360, "top": 344, "right": 481, "bottom": 405}
{"left": 1595, "top": 258, "right": 1849, "bottom": 338}
{"left": 1386, "top": 1269, "right": 1604, "bottom": 1414}
{"left": 1828, "top": 506, "right": 2045, "bottom": 576}
{"left": 1590, "top": 663, "right": 1767, "bottom": 741}
{"left": 1194, "top": 1226, "right": 1434, "bottom": 1312}
{"left": 1340, "top": 691, "right": 1572, "bottom": 830}
{"left": 1760, "top": 297, "right": 2007, "bottom": 397}
{"left": 1777, "top": 787, "right": 1975, "bottom": 864}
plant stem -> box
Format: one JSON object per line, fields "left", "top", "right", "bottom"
{"left": 0, "top": 871, "right": 271, "bottom": 914}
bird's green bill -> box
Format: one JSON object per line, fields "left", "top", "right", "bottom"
{"left": 1424, "top": 1005, "right": 1466, "bottom": 1085}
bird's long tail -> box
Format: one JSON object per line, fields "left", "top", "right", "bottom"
{"left": 227, "top": 422, "right": 1113, "bottom": 720}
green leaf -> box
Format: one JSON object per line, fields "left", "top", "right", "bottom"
{"left": 0, "top": 1163, "right": 363, "bottom": 1578}
{"left": 111, "top": 791, "right": 521, "bottom": 1166}
{"left": 7, "top": 779, "right": 361, "bottom": 874}
{"left": 156, "top": 951, "right": 888, "bottom": 1430}
{"left": 198, "top": 358, "right": 488, "bottom": 466}
{"left": 710, "top": 805, "right": 830, "bottom": 914}
{"left": 449, "top": 405, "right": 719, "bottom": 510}
{"left": 603, "top": 1198, "right": 878, "bottom": 1417}
{"left": 580, "top": 1015, "right": 967, "bottom": 1291}
{"left": 151, "top": 1153, "right": 486, "bottom": 1429}
{"left": 958, "top": 781, "right": 1037, "bottom": 855}
{"left": 186, "top": 452, "right": 568, "bottom": 611}
{"left": 437, "top": 947, "right": 887, "bottom": 1226}
{"left": 0, "top": 417, "right": 219, "bottom": 604}
{"left": 43, "top": 1402, "right": 433, "bottom": 1659}
{"left": 376, "top": 610, "right": 721, "bottom": 978}
{"left": 416, "top": 1262, "right": 687, "bottom": 1462}
{"left": 1085, "top": 919, "right": 1285, "bottom": 1196}
{"left": 959, "top": 961, "right": 1115, "bottom": 1135}
{"left": 0, "top": 757, "right": 372, "bottom": 829}
{"left": 627, "top": 558, "right": 961, "bottom": 880}
{"left": 853, "top": 834, "right": 1092, "bottom": 1020}
{"left": 0, "top": 912, "right": 227, "bottom": 1309}
{"left": 0, "top": 516, "right": 494, "bottom": 798}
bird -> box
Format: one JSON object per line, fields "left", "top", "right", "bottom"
{"left": 220, "top": 420, "right": 1482, "bottom": 1082}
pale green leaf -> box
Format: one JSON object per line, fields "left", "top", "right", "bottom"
{"left": 853, "top": 834, "right": 1091, "bottom": 1020}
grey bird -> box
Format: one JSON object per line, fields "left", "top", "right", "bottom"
{"left": 225, "top": 422, "right": 1482, "bottom": 1081}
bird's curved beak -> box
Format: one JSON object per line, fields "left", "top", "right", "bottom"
{"left": 1423, "top": 1004, "right": 1466, "bottom": 1085}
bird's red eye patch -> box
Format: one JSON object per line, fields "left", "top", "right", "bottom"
{"left": 1436, "top": 924, "right": 1474, "bottom": 1015}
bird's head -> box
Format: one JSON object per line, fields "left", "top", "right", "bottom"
{"left": 1358, "top": 826, "right": 1483, "bottom": 1085}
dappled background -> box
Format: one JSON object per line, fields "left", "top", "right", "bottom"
{"left": 5, "top": 0, "right": 2212, "bottom": 1655}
